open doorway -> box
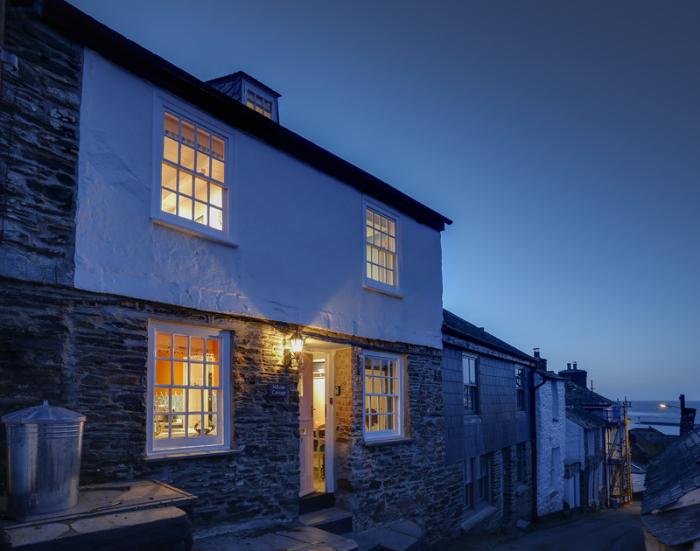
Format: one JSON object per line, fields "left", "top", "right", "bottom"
{"left": 299, "top": 340, "right": 344, "bottom": 497}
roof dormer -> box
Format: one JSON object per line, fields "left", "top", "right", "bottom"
{"left": 207, "top": 71, "right": 281, "bottom": 123}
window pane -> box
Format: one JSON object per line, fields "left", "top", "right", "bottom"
{"left": 210, "top": 184, "right": 223, "bottom": 207}
{"left": 206, "top": 414, "right": 217, "bottom": 436}
{"left": 155, "top": 360, "right": 171, "bottom": 385}
{"left": 209, "top": 207, "right": 223, "bottom": 230}
{"left": 190, "top": 337, "right": 204, "bottom": 360}
{"left": 206, "top": 389, "right": 218, "bottom": 413}
{"left": 197, "top": 129, "right": 210, "bottom": 153}
{"left": 212, "top": 137, "right": 224, "bottom": 160}
{"left": 173, "top": 335, "right": 188, "bottom": 358}
{"left": 196, "top": 152, "right": 210, "bottom": 177}
{"left": 180, "top": 145, "right": 195, "bottom": 170}
{"left": 188, "top": 413, "right": 203, "bottom": 437}
{"left": 188, "top": 389, "right": 203, "bottom": 412}
{"left": 206, "top": 338, "right": 219, "bottom": 362}
{"left": 154, "top": 388, "right": 169, "bottom": 414}
{"left": 178, "top": 196, "right": 193, "bottom": 220}
{"left": 194, "top": 201, "right": 208, "bottom": 225}
{"left": 164, "top": 113, "right": 179, "bottom": 137}
{"left": 163, "top": 137, "right": 178, "bottom": 163}
{"left": 156, "top": 333, "right": 171, "bottom": 357}
{"left": 173, "top": 361, "right": 188, "bottom": 386}
{"left": 171, "top": 389, "right": 185, "bottom": 413}
{"left": 182, "top": 122, "right": 195, "bottom": 145}
{"left": 190, "top": 363, "right": 204, "bottom": 386}
{"left": 162, "top": 163, "right": 177, "bottom": 190}
{"left": 154, "top": 414, "right": 169, "bottom": 439}
{"left": 194, "top": 177, "right": 208, "bottom": 201}
{"left": 212, "top": 159, "right": 225, "bottom": 182}
{"left": 178, "top": 171, "right": 193, "bottom": 196}
{"left": 207, "top": 363, "right": 219, "bottom": 387}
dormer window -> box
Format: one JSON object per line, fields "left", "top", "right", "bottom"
{"left": 246, "top": 90, "right": 273, "bottom": 119}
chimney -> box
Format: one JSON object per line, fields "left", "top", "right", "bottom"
{"left": 558, "top": 361, "right": 588, "bottom": 388}
{"left": 207, "top": 71, "right": 281, "bottom": 122}
{"left": 533, "top": 347, "right": 547, "bottom": 371}
{"left": 533, "top": 348, "right": 540, "bottom": 359}
{"left": 680, "top": 393, "right": 697, "bottom": 436}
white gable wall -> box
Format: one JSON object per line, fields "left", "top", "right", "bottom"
{"left": 74, "top": 50, "right": 444, "bottom": 348}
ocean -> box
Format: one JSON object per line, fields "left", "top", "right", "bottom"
{"left": 628, "top": 399, "right": 700, "bottom": 435}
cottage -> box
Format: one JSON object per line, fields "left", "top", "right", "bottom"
{"left": 441, "top": 310, "right": 536, "bottom": 532}
{"left": 0, "top": 0, "right": 463, "bottom": 542}
{"left": 563, "top": 406, "right": 606, "bottom": 510}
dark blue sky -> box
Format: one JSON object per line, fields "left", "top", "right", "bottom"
{"left": 69, "top": 0, "right": 700, "bottom": 400}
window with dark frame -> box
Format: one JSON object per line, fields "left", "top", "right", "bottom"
{"left": 516, "top": 443, "right": 527, "bottom": 483}
{"left": 463, "top": 354, "right": 479, "bottom": 414}
{"left": 477, "top": 454, "right": 491, "bottom": 503}
{"left": 465, "top": 458, "right": 475, "bottom": 509}
{"left": 515, "top": 366, "right": 526, "bottom": 411}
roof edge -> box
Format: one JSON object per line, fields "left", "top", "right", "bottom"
{"left": 38, "top": 0, "right": 452, "bottom": 231}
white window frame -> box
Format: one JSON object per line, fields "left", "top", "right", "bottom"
{"left": 362, "top": 199, "right": 401, "bottom": 296}
{"left": 463, "top": 353, "right": 479, "bottom": 415}
{"left": 151, "top": 94, "right": 237, "bottom": 246}
{"left": 362, "top": 351, "right": 405, "bottom": 442}
{"left": 146, "top": 321, "right": 231, "bottom": 457}
{"left": 241, "top": 80, "right": 278, "bottom": 122}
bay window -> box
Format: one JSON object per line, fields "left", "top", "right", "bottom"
{"left": 363, "top": 352, "right": 404, "bottom": 441}
{"left": 147, "top": 322, "right": 230, "bottom": 456}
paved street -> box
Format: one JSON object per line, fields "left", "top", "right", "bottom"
{"left": 449, "top": 502, "right": 645, "bottom": 551}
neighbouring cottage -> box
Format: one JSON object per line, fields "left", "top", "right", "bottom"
{"left": 533, "top": 368, "right": 567, "bottom": 517}
{"left": 563, "top": 406, "right": 606, "bottom": 510}
{"left": 560, "top": 366, "right": 633, "bottom": 508}
{"left": 641, "top": 428, "right": 700, "bottom": 551}
{"left": 0, "top": 0, "right": 464, "bottom": 543}
{"left": 441, "top": 310, "right": 536, "bottom": 533}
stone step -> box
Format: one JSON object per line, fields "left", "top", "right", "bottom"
{"left": 299, "top": 491, "right": 336, "bottom": 514}
{"left": 348, "top": 519, "right": 424, "bottom": 551}
{"left": 299, "top": 506, "right": 353, "bottom": 535}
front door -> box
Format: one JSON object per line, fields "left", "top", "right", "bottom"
{"left": 299, "top": 352, "right": 314, "bottom": 496}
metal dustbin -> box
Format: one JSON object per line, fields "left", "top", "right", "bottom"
{"left": 2, "top": 401, "right": 85, "bottom": 519}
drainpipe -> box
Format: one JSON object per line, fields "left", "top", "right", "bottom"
{"left": 530, "top": 367, "right": 548, "bottom": 522}
{"left": 0, "top": 0, "right": 5, "bottom": 88}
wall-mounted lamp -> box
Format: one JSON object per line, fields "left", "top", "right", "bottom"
{"left": 289, "top": 330, "right": 304, "bottom": 354}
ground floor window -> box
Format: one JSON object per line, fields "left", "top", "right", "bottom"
{"left": 363, "top": 352, "right": 403, "bottom": 441}
{"left": 477, "top": 454, "right": 491, "bottom": 503}
{"left": 465, "top": 458, "right": 475, "bottom": 509}
{"left": 147, "top": 321, "right": 230, "bottom": 456}
{"left": 516, "top": 443, "right": 527, "bottom": 482}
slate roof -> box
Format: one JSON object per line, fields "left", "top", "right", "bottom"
{"left": 642, "top": 428, "right": 700, "bottom": 515}
{"left": 442, "top": 309, "right": 533, "bottom": 362}
{"left": 34, "top": 0, "right": 451, "bottom": 231}
{"left": 564, "top": 380, "right": 613, "bottom": 408}
{"left": 566, "top": 406, "right": 607, "bottom": 430}
{"left": 641, "top": 503, "right": 700, "bottom": 546}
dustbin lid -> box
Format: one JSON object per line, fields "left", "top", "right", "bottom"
{"left": 2, "top": 401, "right": 86, "bottom": 424}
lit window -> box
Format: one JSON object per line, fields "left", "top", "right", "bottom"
{"left": 463, "top": 354, "right": 478, "bottom": 414}
{"left": 160, "top": 112, "right": 226, "bottom": 232}
{"left": 363, "top": 353, "right": 403, "bottom": 440}
{"left": 246, "top": 90, "right": 273, "bottom": 119}
{"left": 148, "top": 322, "right": 230, "bottom": 456}
{"left": 515, "top": 366, "right": 526, "bottom": 411}
{"left": 365, "top": 207, "right": 397, "bottom": 289}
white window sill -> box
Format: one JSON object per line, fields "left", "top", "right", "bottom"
{"left": 464, "top": 414, "right": 482, "bottom": 423}
{"left": 152, "top": 216, "right": 238, "bottom": 248}
{"left": 363, "top": 436, "right": 412, "bottom": 447}
{"left": 363, "top": 283, "right": 403, "bottom": 299}
{"left": 145, "top": 447, "right": 239, "bottom": 462}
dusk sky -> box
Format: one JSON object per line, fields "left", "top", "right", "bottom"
{"left": 69, "top": 0, "right": 700, "bottom": 401}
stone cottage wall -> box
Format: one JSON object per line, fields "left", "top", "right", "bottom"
{"left": 0, "top": 277, "right": 299, "bottom": 528}
{"left": 536, "top": 378, "right": 566, "bottom": 516}
{"left": 0, "top": 4, "right": 81, "bottom": 286}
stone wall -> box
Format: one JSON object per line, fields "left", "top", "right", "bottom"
{"left": 0, "top": 277, "right": 299, "bottom": 528}
{"left": 0, "top": 4, "right": 81, "bottom": 286}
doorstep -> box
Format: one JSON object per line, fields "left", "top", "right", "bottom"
{"left": 194, "top": 524, "right": 358, "bottom": 551}
{"left": 460, "top": 505, "right": 498, "bottom": 533}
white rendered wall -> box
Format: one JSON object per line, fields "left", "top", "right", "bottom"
{"left": 565, "top": 418, "right": 585, "bottom": 465}
{"left": 74, "top": 50, "right": 444, "bottom": 348}
{"left": 536, "top": 379, "right": 566, "bottom": 516}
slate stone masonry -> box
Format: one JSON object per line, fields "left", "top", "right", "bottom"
{"left": 0, "top": 4, "right": 81, "bottom": 286}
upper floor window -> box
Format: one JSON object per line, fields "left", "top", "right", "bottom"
{"left": 365, "top": 206, "right": 398, "bottom": 290}
{"left": 160, "top": 111, "right": 227, "bottom": 233}
{"left": 515, "top": 366, "right": 526, "bottom": 411}
{"left": 246, "top": 90, "right": 273, "bottom": 119}
{"left": 147, "top": 322, "right": 231, "bottom": 456}
{"left": 363, "top": 352, "right": 404, "bottom": 441}
{"left": 463, "top": 354, "right": 479, "bottom": 414}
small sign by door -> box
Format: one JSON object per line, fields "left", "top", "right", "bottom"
{"left": 268, "top": 383, "right": 289, "bottom": 399}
